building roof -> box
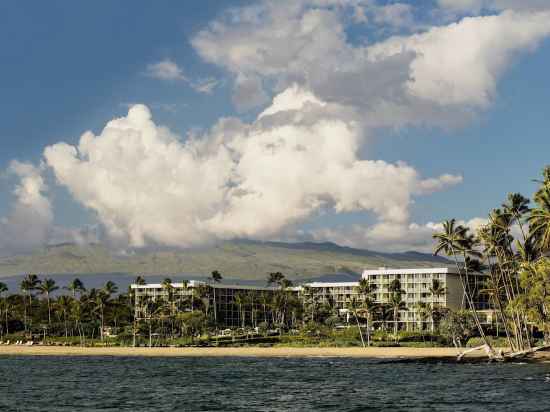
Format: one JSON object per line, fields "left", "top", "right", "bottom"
{"left": 362, "top": 267, "right": 459, "bottom": 276}
{"left": 130, "top": 280, "right": 279, "bottom": 291}
{"left": 304, "top": 282, "right": 359, "bottom": 288}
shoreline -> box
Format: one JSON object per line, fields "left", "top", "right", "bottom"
{"left": 0, "top": 345, "right": 504, "bottom": 359}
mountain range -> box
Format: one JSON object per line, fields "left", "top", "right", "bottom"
{"left": 0, "top": 239, "right": 448, "bottom": 282}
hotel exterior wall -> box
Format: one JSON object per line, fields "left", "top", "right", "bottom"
{"left": 131, "top": 282, "right": 280, "bottom": 328}
{"left": 361, "top": 267, "right": 460, "bottom": 329}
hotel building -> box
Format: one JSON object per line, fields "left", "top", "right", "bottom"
{"left": 132, "top": 281, "right": 280, "bottom": 328}
{"left": 131, "top": 266, "right": 491, "bottom": 331}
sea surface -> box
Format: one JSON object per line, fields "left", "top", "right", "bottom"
{"left": 2, "top": 356, "right": 550, "bottom": 411}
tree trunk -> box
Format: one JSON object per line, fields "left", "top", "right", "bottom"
{"left": 355, "top": 312, "right": 365, "bottom": 348}
{"left": 47, "top": 295, "right": 51, "bottom": 325}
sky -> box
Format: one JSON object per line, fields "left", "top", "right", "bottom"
{"left": 0, "top": 0, "right": 549, "bottom": 255}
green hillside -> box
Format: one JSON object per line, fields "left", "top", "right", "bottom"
{"left": 0, "top": 240, "right": 448, "bottom": 281}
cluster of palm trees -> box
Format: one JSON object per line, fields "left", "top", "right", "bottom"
{"left": 0, "top": 275, "right": 130, "bottom": 343}
{"left": 432, "top": 166, "right": 550, "bottom": 358}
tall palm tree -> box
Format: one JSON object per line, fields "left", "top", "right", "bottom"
{"left": 414, "top": 301, "right": 431, "bottom": 338}
{"left": 346, "top": 297, "right": 365, "bottom": 348}
{"left": 301, "top": 285, "right": 318, "bottom": 323}
{"left": 433, "top": 219, "right": 493, "bottom": 354}
{"left": 94, "top": 290, "right": 110, "bottom": 341}
{"left": 259, "top": 291, "right": 271, "bottom": 325}
{"left": 388, "top": 279, "right": 406, "bottom": 341}
{"left": 428, "top": 279, "right": 446, "bottom": 331}
{"left": 234, "top": 292, "right": 246, "bottom": 328}
{"left": 37, "top": 278, "right": 59, "bottom": 325}
{"left": 356, "top": 278, "right": 377, "bottom": 346}
{"left": 70, "top": 299, "right": 85, "bottom": 345}
{"left": 210, "top": 270, "right": 223, "bottom": 326}
{"left": 503, "top": 192, "right": 530, "bottom": 242}
{"left": 65, "top": 278, "right": 85, "bottom": 298}
{"left": 20, "top": 274, "right": 40, "bottom": 332}
{"left": 161, "top": 278, "right": 175, "bottom": 338}
{"left": 135, "top": 276, "right": 146, "bottom": 285}
{"left": 56, "top": 295, "right": 73, "bottom": 339}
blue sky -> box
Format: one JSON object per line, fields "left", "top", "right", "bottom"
{"left": 1, "top": 0, "right": 549, "bottom": 254}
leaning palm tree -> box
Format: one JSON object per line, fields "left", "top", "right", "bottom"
{"left": 433, "top": 219, "right": 494, "bottom": 356}
{"left": 37, "top": 278, "right": 59, "bottom": 325}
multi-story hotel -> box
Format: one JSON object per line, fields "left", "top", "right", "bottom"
{"left": 131, "top": 267, "right": 490, "bottom": 331}
{"left": 132, "top": 281, "right": 280, "bottom": 328}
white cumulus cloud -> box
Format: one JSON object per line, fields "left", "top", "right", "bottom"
{"left": 192, "top": 1, "right": 550, "bottom": 129}
{"left": 43, "top": 87, "right": 461, "bottom": 249}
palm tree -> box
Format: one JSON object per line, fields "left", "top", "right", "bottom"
{"left": 103, "top": 281, "right": 118, "bottom": 296}
{"left": 259, "top": 291, "right": 271, "bottom": 326}
{"left": 433, "top": 219, "right": 493, "bottom": 354}
{"left": 161, "top": 278, "right": 175, "bottom": 338}
{"left": 65, "top": 278, "right": 85, "bottom": 298}
{"left": 135, "top": 276, "right": 146, "bottom": 285}
{"left": 503, "top": 192, "right": 530, "bottom": 242}
{"left": 301, "top": 285, "right": 318, "bottom": 323}
{"left": 428, "top": 279, "right": 446, "bottom": 331}
{"left": 70, "top": 299, "right": 85, "bottom": 345}
{"left": 267, "top": 272, "right": 285, "bottom": 287}
{"left": 234, "top": 292, "right": 247, "bottom": 329}
{"left": 20, "top": 274, "right": 40, "bottom": 332}
{"left": 56, "top": 295, "right": 73, "bottom": 339}
{"left": 94, "top": 290, "right": 110, "bottom": 341}
{"left": 529, "top": 187, "right": 550, "bottom": 252}
{"left": 346, "top": 297, "right": 365, "bottom": 348}
{"left": 414, "top": 301, "right": 431, "bottom": 339}
{"left": 37, "top": 278, "right": 59, "bottom": 325}
{"left": 388, "top": 279, "right": 406, "bottom": 341}
{"left": 356, "top": 278, "right": 377, "bottom": 346}
{"left": 210, "top": 270, "right": 223, "bottom": 326}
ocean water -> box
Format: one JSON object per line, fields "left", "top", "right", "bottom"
{"left": 2, "top": 356, "right": 550, "bottom": 411}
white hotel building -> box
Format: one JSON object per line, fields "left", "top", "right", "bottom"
{"left": 132, "top": 267, "right": 490, "bottom": 331}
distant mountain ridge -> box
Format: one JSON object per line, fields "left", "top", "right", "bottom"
{"left": 0, "top": 239, "right": 448, "bottom": 281}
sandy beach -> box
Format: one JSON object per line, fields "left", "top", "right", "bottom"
{"left": 0, "top": 345, "right": 487, "bottom": 359}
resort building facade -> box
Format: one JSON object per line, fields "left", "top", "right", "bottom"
{"left": 131, "top": 266, "right": 491, "bottom": 331}
{"left": 132, "top": 281, "right": 280, "bottom": 328}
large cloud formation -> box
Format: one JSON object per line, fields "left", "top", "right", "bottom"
{"left": 192, "top": 1, "right": 550, "bottom": 127}
{"left": 44, "top": 87, "right": 460, "bottom": 248}
{"left": 4, "top": 0, "right": 550, "bottom": 253}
